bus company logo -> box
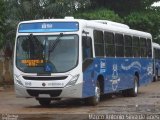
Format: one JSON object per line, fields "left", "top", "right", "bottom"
{"left": 110, "top": 64, "right": 120, "bottom": 91}
{"left": 100, "top": 59, "right": 106, "bottom": 73}
{"left": 42, "top": 82, "right": 46, "bottom": 87}
{"left": 42, "top": 23, "right": 53, "bottom": 29}
{"left": 100, "top": 60, "right": 106, "bottom": 68}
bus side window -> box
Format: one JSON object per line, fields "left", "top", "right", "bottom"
{"left": 155, "top": 48, "right": 160, "bottom": 59}
{"left": 115, "top": 33, "right": 124, "bottom": 57}
{"left": 104, "top": 31, "right": 115, "bottom": 57}
{"left": 82, "top": 36, "right": 93, "bottom": 61}
{"left": 124, "top": 35, "right": 132, "bottom": 57}
{"left": 140, "top": 38, "right": 147, "bottom": 57}
{"left": 147, "top": 38, "right": 152, "bottom": 57}
{"left": 133, "top": 36, "right": 140, "bottom": 57}
{"left": 94, "top": 30, "right": 104, "bottom": 57}
{"left": 158, "top": 49, "right": 160, "bottom": 59}
{"left": 155, "top": 48, "right": 158, "bottom": 59}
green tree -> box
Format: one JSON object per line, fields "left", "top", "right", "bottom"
{"left": 125, "top": 10, "right": 160, "bottom": 43}
{"left": 89, "top": 0, "right": 159, "bottom": 16}
{"left": 4, "top": 0, "right": 90, "bottom": 52}
{"left": 74, "top": 8, "right": 123, "bottom": 22}
{"left": 4, "top": 0, "right": 160, "bottom": 48}
{"left": 5, "top": 0, "right": 90, "bottom": 20}
{"left": 4, "top": 0, "right": 69, "bottom": 51}
{"left": 0, "top": 0, "right": 5, "bottom": 49}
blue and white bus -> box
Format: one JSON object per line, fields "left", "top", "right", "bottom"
{"left": 14, "top": 17, "right": 153, "bottom": 106}
{"left": 153, "top": 42, "right": 160, "bottom": 81}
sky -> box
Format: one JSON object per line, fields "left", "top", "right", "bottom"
{"left": 152, "top": 1, "right": 160, "bottom": 6}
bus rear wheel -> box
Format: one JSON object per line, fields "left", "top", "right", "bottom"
{"left": 153, "top": 69, "right": 158, "bottom": 82}
{"left": 122, "top": 76, "right": 138, "bottom": 97}
{"left": 153, "top": 75, "right": 158, "bottom": 82}
{"left": 38, "top": 98, "right": 51, "bottom": 106}
{"left": 85, "top": 81, "right": 100, "bottom": 106}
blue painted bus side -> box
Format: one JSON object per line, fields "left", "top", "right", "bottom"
{"left": 154, "top": 59, "right": 160, "bottom": 77}
{"left": 82, "top": 58, "right": 153, "bottom": 98}
{"left": 153, "top": 45, "right": 160, "bottom": 80}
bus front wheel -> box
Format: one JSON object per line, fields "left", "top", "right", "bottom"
{"left": 85, "top": 81, "right": 100, "bottom": 106}
{"left": 38, "top": 98, "right": 51, "bottom": 106}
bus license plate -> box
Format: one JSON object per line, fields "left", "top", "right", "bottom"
{"left": 38, "top": 94, "right": 50, "bottom": 98}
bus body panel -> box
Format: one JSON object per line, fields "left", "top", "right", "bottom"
{"left": 82, "top": 58, "right": 153, "bottom": 98}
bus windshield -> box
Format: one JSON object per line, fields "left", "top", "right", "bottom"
{"left": 16, "top": 34, "right": 78, "bottom": 73}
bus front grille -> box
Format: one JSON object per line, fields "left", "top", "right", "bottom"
{"left": 27, "top": 89, "right": 62, "bottom": 97}
{"left": 23, "top": 76, "right": 68, "bottom": 80}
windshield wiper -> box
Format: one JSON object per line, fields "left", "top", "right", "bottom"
{"left": 48, "top": 33, "right": 63, "bottom": 57}
{"left": 27, "top": 34, "right": 44, "bottom": 59}
{"left": 28, "top": 34, "right": 44, "bottom": 49}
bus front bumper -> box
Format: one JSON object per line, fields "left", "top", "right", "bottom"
{"left": 14, "top": 83, "right": 83, "bottom": 99}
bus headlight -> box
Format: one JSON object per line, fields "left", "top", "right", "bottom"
{"left": 65, "top": 74, "right": 79, "bottom": 87}
{"left": 14, "top": 75, "right": 23, "bottom": 86}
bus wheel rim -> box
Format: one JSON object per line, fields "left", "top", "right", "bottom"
{"left": 134, "top": 79, "right": 138, "bottom": 94}
{"left": 95, "top": 85, "right": 100, "bottom": 102}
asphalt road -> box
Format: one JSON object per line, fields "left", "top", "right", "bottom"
{"left": 0, "top": 81, "right": 160, "bottom": 120}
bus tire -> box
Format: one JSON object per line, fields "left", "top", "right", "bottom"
{"left": 153, "top": 69, "right": 158, "bottom": 82}
{"left": 122, "top": 76, "right": 138, "bottom": 97}
{"left": 85, "top": 81, "right": 100, "bottom": 106}
{"left": 38, "top": 98, "right": 51, "bottom": 106}
{"left": 153, "top": 75, "right": 158, "bottom": 82}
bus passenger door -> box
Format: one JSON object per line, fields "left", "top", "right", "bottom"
{"left": 82, "top": 36, "right": 95, "bottom": 97}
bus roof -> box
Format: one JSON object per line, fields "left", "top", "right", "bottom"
{"left": 153, "top": 42, "right": 160, "bottom": 49}
{"left": 90, "top": 20, "right": 130, "bottom": 29}
{"left": 18, "top": 17, "right": 152, "bottom": 39}
{"left": 85, "top": 20, "right": 152, "bottom": 39}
